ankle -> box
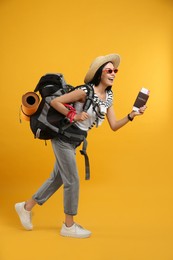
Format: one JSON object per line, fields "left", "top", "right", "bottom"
{"left": 24, "top": 204, "right": 29, "bottom": 211}
{"left": 24, "top": 202, "right": 32, "bottom": 211}
{"left": 24, "top": 199, "right": 37, "bottom": 211}
{"left": 65, "top": 214, "right": 74, "bottom": 227}
{"left": 65, "top": 222, "right": 74, "bottom": 228}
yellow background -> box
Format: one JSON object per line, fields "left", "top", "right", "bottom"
{"left": 0, "top": 0, "right": 173, "bottom": 259}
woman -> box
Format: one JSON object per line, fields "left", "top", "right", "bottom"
{"left": 15, "top": 53, "right": 147, "bottom": 238}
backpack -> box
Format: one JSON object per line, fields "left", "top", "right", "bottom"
{"left": 29, "top": 73, "right": 94, "bottom": 180}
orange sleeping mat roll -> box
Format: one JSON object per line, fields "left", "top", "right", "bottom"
{"left": 21, "top": 92, "right": 40, "bottom": 121}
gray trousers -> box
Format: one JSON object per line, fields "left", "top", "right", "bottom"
{"left": 32, "top": 137, "right": 79, "bottom": 215}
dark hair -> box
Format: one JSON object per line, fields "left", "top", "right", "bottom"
{"left": 89, "top": 62, "right": 112, "bottom": 90}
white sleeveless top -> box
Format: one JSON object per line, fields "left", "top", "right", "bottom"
{"left": 74, "top": 85, "right": 113, "bottom": 131}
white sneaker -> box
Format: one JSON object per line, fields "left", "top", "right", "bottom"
{"left": 15, "top": 202, "right": 33, "bottom": 231}
{"left": 60, "top": 223, "right": 91, "bottom": 238}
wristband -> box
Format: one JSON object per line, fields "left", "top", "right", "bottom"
{"left": 66, "top": 110, "right": 76, "bottom": 122}
{"left": 127, "top": 113, "right": 134, "bottom": 121}
{"left": 64, "top": 104, "right": 76, "bottom": 123}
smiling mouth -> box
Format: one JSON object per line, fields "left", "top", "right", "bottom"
{"left": 108, "top": 78, "right": 114, "bottom": 82}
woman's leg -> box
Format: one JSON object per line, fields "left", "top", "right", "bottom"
{"left": 52, "top": 139, "right": 91, "bottom": 238}
{"left": 15, "top": 143, "right": 63, "bottom": 230}
{"left": 32, "top": 161, "right": 63, "bottom": 205}
{"left": 51, "top": 138, "right": 80, "bottom": 217}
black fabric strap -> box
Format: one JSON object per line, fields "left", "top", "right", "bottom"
{"left": 80, "top": 138, "right": 90, "bottom": 180}
{"left": 20, "top": 105, "right": 30, "bottom": 117}
{"left": 62, "top": 131, "right": 85, "bottom": 142}
{"left": 83, "top": 84, "right": 94, "bottom": 112}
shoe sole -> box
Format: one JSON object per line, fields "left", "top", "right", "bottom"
{"left": 60, "top": 231, "right": 91, "bottom": 238}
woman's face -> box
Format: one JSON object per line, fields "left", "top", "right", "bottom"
{"left": 100, "top": 62, "right": 117, "bottom": 87}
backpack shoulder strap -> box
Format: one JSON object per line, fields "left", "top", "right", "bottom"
{"left": 81, "top": 84, "right": 94, "bottom": 112}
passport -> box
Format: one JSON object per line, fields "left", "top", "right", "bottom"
{"left": 133, "top": 88, "right": 150, "bottom": 112}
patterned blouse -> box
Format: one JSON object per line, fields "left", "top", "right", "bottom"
{"left": 74, "top": 84, "right": 113, "bottom": 131}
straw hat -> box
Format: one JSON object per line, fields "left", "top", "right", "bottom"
{"left": 84, "top": 53, "right": 120, "bottom": 84}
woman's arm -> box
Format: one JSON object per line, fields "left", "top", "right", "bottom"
{"left": 50, "top": 89, "right": 89, "bottom": 121}
{"left": 106, "top": 105, "right": 147, "bottom": 131}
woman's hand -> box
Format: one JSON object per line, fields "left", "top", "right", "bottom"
{"left": 74, "top": 112, "right": 89, "bottom": 122}
{"left": 129, "top": 105, "right": 147, "bottom": 119}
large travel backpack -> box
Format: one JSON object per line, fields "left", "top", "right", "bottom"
{"left": 29, "top": 73, "right": 94, "bottom": 180}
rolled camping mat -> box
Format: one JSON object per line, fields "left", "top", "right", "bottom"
{"left": 21, "top": 92, "right": 40, "bottom": 121}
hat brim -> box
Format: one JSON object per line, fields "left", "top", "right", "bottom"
{"left": 84, "top": 54, "right": 120, "bottom": 84}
